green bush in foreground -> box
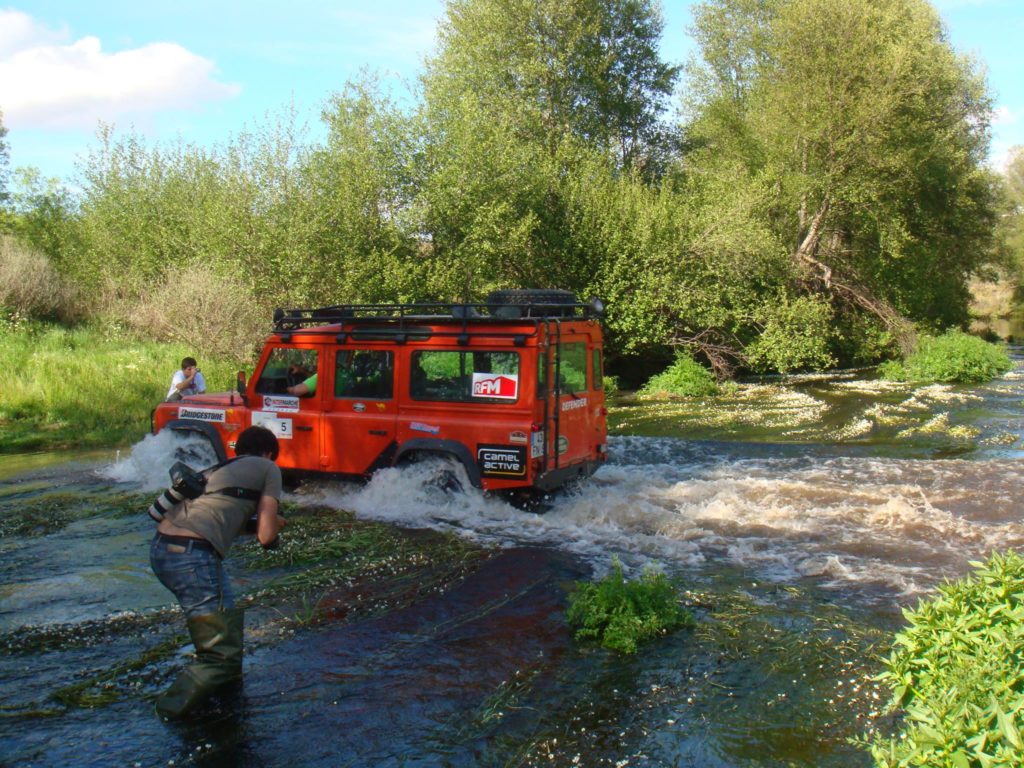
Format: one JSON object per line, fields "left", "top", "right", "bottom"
{"left": 640, "top": 352, "right": 719, "bottom": 398}
{"left": 868, "top": 551, "right": 1024, "bottom": 767}
{"left": 879, "top": 330, "right": 1012, "bottom": 384}
{"left": 566, "top": 559, "right": 694, "bottom": 654}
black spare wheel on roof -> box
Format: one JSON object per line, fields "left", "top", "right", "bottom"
{"left": 486, "top": 289, "right": 578, "bottom": 318}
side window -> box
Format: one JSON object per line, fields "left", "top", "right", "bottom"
{"left": 558, "top": 342, "right": 588, "bottom": 392}
{"left": 255, "top": 348, "right": 318, "bottom": 395}
{"left": 336, "top": 350, "right": 393, "bottom": 399}
{"left": 411, "top": 350, "right": 520, "bottom": 403}
{"left": 592, "top": 348, "right": 603, "bottom": 391}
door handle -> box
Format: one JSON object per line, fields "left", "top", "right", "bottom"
{"left": 368, "top": 429, "right": 388, "bottom": 436}
{"left": 296, "top": 425, "right": 313, "bottom": 431}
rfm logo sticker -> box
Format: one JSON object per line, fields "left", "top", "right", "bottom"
{"left": 471, "top": 373, "right": 519, "bottom": 400}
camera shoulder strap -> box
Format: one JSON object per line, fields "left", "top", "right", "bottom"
{"left": 202, "top": 456, "right": 263, "bottom": 502}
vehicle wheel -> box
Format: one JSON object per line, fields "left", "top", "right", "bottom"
{"left": 171, "top": 431, "right": 219, "bottom": 468}
{"left": 486, "top": 289, "right": 578, "bottom": 318}
{"left": 398, "top": 452, "right": 466, "bottom": 494}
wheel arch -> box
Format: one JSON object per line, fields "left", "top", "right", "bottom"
{"left": 164, "top": 419, "right": 228, "bottom": 463}
{"left": 394, "top": 438, "right": 482, "bottom": 488}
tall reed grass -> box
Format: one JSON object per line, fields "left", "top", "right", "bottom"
{"left": 0, "top": 322, "right": 248, "bottom": 451}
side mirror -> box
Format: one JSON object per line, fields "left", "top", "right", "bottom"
{"left": 236, "top": 371, "right": 247, "bottom": 396}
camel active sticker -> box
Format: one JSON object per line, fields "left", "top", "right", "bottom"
{"left": 178, "top": 407, "right": 225, "bottom": 423}
{"left": 477, "top": 444, "right": 527, "bottom": 478}
{"left": 471, "top": 373, "right": 519, "bottom": 400}
{"left": 262, "top": 395, "right": 300, "bottom": 413}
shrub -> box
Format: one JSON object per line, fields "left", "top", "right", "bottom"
{"left": 640, "top": 352, "right": 719, "bottom": 397}
{"left": 125, "top": 263, "right": 266, "bottom": 361}
{"left": 0, "top": 235, "right": 79, "bottom": 323}
{"left": 566, "top": 558, "right": 694, "bottom": 654}
{"left": 868, "top": 551, "right": 1024, "bottom": 767}
{"left": 746, "top": 295, "right": 837, "bottom": 373}
{"left": 879, "top": 330, "right": 1012, "bottom": 384}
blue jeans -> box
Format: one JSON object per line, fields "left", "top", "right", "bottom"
{"left": 150, "top": 534, "right": 234, "bottom": 619}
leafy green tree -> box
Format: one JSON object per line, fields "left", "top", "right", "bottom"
{"left": 418, "top": 0, "right": 679, "bottom": 302}
{"left": 685, "top": 0, "right": 998, "bottom": 352}
{"left": 8, "top": 168, "right": 81, "bottom": 265}
{"left": 72, "top": 112, "right": 318, "bottom": 309}
{"left": 303, "top": 76, "right": 424, "bottom": 304}
{"left": 428, "top": 0, "right": 678, "bottom": 170}
{"left": 1001, "top": 146, "right": 1024, "bottom": 275}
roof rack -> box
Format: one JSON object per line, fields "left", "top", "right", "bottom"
{"left": 271, "top": 298, "right": 604, "bottom": 331}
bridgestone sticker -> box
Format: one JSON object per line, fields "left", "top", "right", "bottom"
{"left": 178, "top": 407, "right": 225, "bottom": 423}
{"left": 561, "top": 397, "right": 588, "bottom": 411}
{"left": 472, "top": 373, "right": 519, "bottom": 400}
{"left": 252, "top": 411, "right": 293, "bottom": 440}
{"left": 262, "top": 395, "right": 300, "bottom": 413}
{"left": 477, "top": 444, "right": 527, "bottom": 478}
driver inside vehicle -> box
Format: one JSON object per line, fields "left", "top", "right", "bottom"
{"left": 287, "top": 371, "right": 317, "bottom": 396}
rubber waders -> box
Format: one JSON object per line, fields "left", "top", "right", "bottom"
{"left": 155, "top": 607, "right": 244, "bottom": 719}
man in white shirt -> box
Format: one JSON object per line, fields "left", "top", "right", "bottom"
{"left": 166, "top": 357, "right": 207, "bottom": 401}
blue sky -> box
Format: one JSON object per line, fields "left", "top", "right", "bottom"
{"left": 1, "top": 0, "right": 1021, "bottom": 184}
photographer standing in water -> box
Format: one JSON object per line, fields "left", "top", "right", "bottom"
{"left": 150, "top": 425, "right": 286, "bottom": 719}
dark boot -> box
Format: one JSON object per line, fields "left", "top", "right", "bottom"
{"left": 156, "top": 607, "right": 244, "bottom": 719}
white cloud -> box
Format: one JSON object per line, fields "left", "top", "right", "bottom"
{"left": 993, "top": 105, "right": 1018, "bottom": 127}
{"left": 0, "top": 9, "right": 240, "bottom": 130}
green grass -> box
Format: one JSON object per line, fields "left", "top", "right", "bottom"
{"left": 0, "top": 322, "right": 249, "bottom": 452}
{"left": 867, "top": 551, "right": 1024, "bottom": 767}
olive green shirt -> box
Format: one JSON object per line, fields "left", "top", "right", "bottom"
{"left": 165, "top": 455, "right": 282, "bottom": 557}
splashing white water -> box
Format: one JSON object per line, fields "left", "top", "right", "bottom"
{"left": 97, "top": 430, "right": 1024, "bottom": 600}
{"left": 301, "top": 436, "right": 1024, "bottom": 598}
{"left": 99, "top": 430, "right": 218, "bottom": 491}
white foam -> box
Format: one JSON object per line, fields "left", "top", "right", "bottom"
{"left": 300, "top": 436, "right": 1024, "bottom": 595}
{"left": 99, "top": 431, "right": 218, "bottom": 490}
{"left": 95, "top": 426, "right": 1024, "bottom": 598}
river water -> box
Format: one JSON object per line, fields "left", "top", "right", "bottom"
{"left": 2, "top": 351, "right": 1024, "bottom": 767}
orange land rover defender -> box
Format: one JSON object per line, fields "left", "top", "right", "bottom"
{"left": 152, "top": 290, "right": 608, "bottom": 498}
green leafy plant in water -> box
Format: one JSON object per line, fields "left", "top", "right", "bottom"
{"left": 639, "top": 352, "right": 719, "bottom": 398}
{"left": 866, "top": 550, "right": 1024, "bottom": 767}
{"left": 566, "top": 558, "right": 694, "bottom": 654}
{"left": 879, "top": 330, "right": 1012, "bottom": 384}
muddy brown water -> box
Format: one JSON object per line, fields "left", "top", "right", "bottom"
{"left": 3, "top": 350, "right": 1024, "bottom": 766}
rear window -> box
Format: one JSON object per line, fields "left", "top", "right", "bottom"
{"left": 411, "top": 350, "right": 521, "bottom": 403}
{"left": 558, "top": 342, "right": 588, "bottom": 392}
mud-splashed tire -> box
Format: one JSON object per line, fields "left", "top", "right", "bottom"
{"left": 398, "top": 453, "right": 466, "bottom": 494}
{"left": 171, "top": 431, "right": 219, "bottom": 469}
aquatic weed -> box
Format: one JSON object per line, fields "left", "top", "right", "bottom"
{"left": 566, "top": 559, "right": 694, "bottom": 654}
